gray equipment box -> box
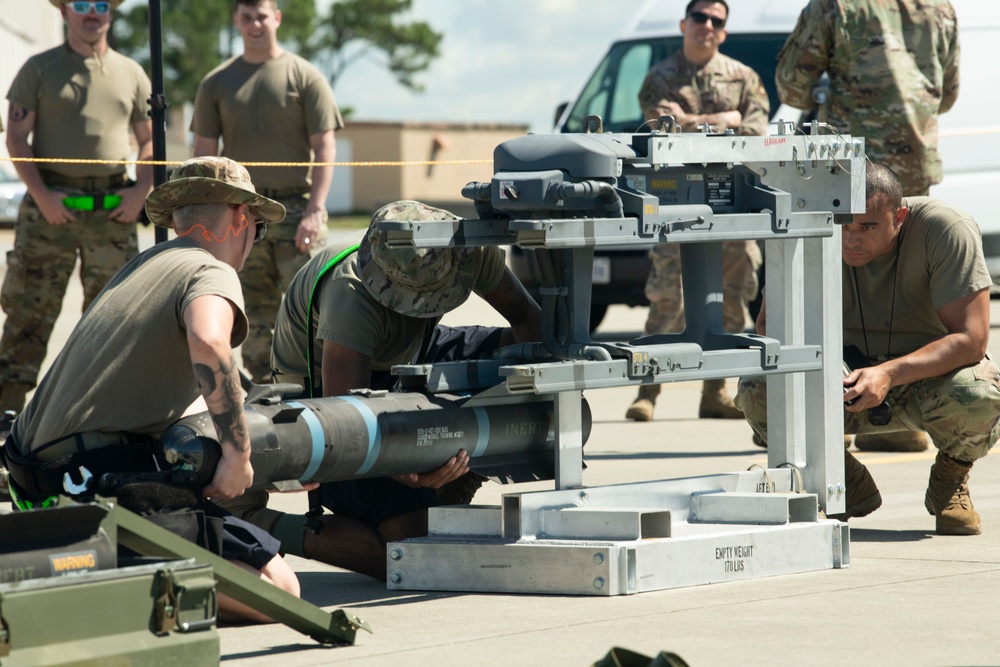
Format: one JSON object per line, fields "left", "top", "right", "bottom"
{"left": 0, "top": 558, "right": 219, "bottom": 667}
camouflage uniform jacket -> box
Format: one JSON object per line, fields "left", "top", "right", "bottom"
{"left": 776, "top": 0, "right": 960, "bottom": 192}
{"left": 637, "top": 50, "right": 770, "bottom": 136}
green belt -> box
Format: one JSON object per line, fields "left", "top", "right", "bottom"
{"left": 62, "top": 194, "right": 122, "bottom": 211}
{"left": 41, "top": 170, "right": 129, "bottom": 192}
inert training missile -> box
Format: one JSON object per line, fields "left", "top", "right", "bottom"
{"left": 157, "top": 392, "right": 591, "bottom": 492}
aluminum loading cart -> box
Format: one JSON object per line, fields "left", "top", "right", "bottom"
{"left": 383, "top": 119, "right": 864, "bottom": 594}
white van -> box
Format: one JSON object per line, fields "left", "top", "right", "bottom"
{"left": 512, "top": 0, "right": 1000, "bottom": 325}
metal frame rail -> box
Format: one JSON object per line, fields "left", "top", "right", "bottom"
{"left": 380, "top": 123, "right": 864, "bottom": 594}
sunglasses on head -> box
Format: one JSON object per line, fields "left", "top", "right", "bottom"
{"left": 687, "top": 11, "right": 726, "bottom": 29}
{"left": 67, "top": 1, "right": 111, "bottom": 15}
{"left": 253, "top": 221, "right": 269, "bottom": 244}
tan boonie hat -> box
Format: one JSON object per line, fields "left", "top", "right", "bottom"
{"left": 358, "top": 200, "right": 482, "bottom": 318}
{"left": 49, "top": 0, "right": 125, "bottom": 9}
{"left": 145, "top": 156, "right": 286, "bottom": 228}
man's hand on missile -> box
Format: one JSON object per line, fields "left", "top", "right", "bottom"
{"left": 392, "top": 449, "right": 470, "bottom": 489}
{"left": 204, "top": 450, "right": 254, "bottom": 499}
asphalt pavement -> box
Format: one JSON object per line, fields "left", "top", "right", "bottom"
{"left": 4, "top": 227, "right": 1000, "bottom": 667}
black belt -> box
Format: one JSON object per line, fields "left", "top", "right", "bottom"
{"left": 259, "top": 187, "right": 310, "bottom": 199}
{"left": 41, "top": 171, "right": 130, "bottom": 192}
{"left": 2, "top": 432, "right": 157, "bottom": 502}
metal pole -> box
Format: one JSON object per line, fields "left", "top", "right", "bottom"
{"left": 147, "top": 0, "right": 168, "bottom": 244}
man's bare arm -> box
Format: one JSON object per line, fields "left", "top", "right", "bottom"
{"left": 184, "top": 294, "right": 253, "bottom": 498}
{"left": 6, "top": 102, "right": 74, "bottom": 225}
{"left": 295, "top": 129, "right": 335, "bottom": 253}
{"left": 481, "top": 267, "right": 543, "bottom": 345}
{"left": 192, "top": 135, "right": 220, "bottom": 158}
{"left": 844, "top": 288, "right": 990, "bottom": 411}
{"left": 109, "top": 118, "right": 154, "bottom": 223}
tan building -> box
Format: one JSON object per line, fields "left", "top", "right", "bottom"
{"left": 0, "top": 6, "right": 63, "bottom": 169}
{"left": 332, "top": 121, "right": 530, "bottom": 216}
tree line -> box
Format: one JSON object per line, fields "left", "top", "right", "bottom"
{"left": 111, "top": 0, "right": 443, "bottom": 113}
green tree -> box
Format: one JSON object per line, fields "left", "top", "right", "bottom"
{"left": 316, "top": 0, "right": 442, "bottom": 92}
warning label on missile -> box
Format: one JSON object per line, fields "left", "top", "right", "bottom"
{"left": 416, "top": 425, "right": 463, "bottom": 447}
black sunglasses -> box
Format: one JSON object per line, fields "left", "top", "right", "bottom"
{"left": 688, "top": 11, "right": 726, "bottom": 29}
{"left": 253, "top": 221, "right": 269, "bottom": 243}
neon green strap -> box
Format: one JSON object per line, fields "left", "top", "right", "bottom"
{"left": 305, "top": 243, "right": 361, "bottom": 397}
{"left": 8, "top": 480, "right": 56, "bottom": 511}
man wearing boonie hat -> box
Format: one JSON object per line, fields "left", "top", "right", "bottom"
{"left": 0, "top": 0, "right": 153, "bottom": 416}
{"left": 218, "top": 200, "right": 542, "bottom": 580}
{"left": 0, "top": 156, "right": 302, "bottom": 623}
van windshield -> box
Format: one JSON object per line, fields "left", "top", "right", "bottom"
{"left": 560, "top": 34, "right": 788, "bottom": 134}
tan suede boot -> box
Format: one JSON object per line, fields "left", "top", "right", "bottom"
{"left": 828, "top": 450, "right": 882, "bottom": 521}
{"left": 698, "top": 379, "right": 743, "bottom": 419}
{"left": 854, "top": 430, "right": 931, "bottom": 452}
{"left": 625, "top": 384, "right": 661, "bottom": 422}
{"left": 925, "top": 451, "right": 981, "bottom": 535}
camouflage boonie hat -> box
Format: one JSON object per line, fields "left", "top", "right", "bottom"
{"left": 145, "top": 156, "right": 286, "bottom": 228}
{"left": 358, "top": 201, "right": 481, "bottom": 318}
{"left": 49, "top": 0, "right": 124, "bottom": 8}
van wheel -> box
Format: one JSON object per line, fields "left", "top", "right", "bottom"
{"left": 590, "top": 303, "right": 609, "bottom": 331}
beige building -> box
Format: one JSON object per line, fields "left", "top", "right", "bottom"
{"left": 332, "top": 121, "right": 530, "bottom": 216}
{"left": 0, "top": 6, "right": 63, "bottom": 171}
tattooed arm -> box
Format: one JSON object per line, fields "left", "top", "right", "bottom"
{"left": 6, "top": 102, "right": 75, "bottom": 225}
{"left": 184, "top": 294, "right": 253, "bottom": 499}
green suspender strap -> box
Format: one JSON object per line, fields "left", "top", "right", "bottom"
{"left": 304, "top": 244, "right": 360, "bottom": 398}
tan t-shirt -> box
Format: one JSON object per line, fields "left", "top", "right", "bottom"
{"left": 270, "top": 234, "right": 507, "bottom": 383}
{"left": 13, "top": 238, "right": 248, "bottom": 452}
{"left": 6, "top": 43, "right": 152, "bottom": 178}
{"left": 843, "top": 197, "right": 991, "bottom": 358}
{"left": 190, "top": 52, "right": 344, "bottom": 191}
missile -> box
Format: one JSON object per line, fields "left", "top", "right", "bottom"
{"left": 157, "top": 392, "right": 592, "bottom": 492}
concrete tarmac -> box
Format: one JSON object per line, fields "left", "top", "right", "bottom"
{"left": 4, "top": 227, "right": 1000, "bottom": 666}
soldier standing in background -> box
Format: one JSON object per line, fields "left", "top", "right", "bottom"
{"left": 776, "top": 0, "right": 960, "bottom": 452}
{"left": 192, "top": 0, "right": 344, "bottom": 382}
{"left": 1, "top": 0, "right": 152, "bottom": 413}
{"left": 625, "top": 0, "right": 768, "bottom": 423}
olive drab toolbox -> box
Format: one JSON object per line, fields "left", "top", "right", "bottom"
{"left": 0, "top": 496, "right": 371, "bottom": 666}
{"left": 0, "top": 503, "right": 220, "bottom": 667}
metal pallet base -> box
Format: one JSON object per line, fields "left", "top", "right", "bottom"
{"left": 386, "top": 470, "right": 850, "bottom": 596}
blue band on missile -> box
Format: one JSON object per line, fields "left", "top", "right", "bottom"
{"left": 287, "top": 401, "right": 324, "bottom": 482}
{"left": 337, "top": 396, "right": 382, "bottom": 475}
{"left": 472, "top": 407, "right": 489, "bottom": 457}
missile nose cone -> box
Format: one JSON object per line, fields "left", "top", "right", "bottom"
{"left": 157, "top": 423, "right": 221, "bottom": 487}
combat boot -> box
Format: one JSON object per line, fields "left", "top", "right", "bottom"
{"left": 828, "top": 450, "right": 882, "bottom": 521}
{"left": 925, "top": 451, "right": 980, "bottom": 535}
{"left": 698, "top": 379, "right": 743, "bottom": 419}
{"left": 854, "top": 430, "right": 931, "bottom": 452}
{"left": 625, "top": 384, "right": 661, "bottom": 422}
{"left": 0, "top": 382, "right": 32, "bottom": 414}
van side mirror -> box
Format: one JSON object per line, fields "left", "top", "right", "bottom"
{"left": 553, "top": 102, "right": 569, "bottom": 130}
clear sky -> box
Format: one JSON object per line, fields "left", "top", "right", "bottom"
{"left": 327, "top": 0, "right": 647, "bottom": 134}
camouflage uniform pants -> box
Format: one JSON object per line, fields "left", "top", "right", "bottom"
{"left": 734, "top": 357, "right": 1000, "bottom": 462}
{"left": 643, "top": 240, "right": 762, "bottom": 335}
{"left": 239, "top": 195, "right": 324, "bottom": 381}
{"left": 0, "top": 190, "right": 139, "bottom": 390}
